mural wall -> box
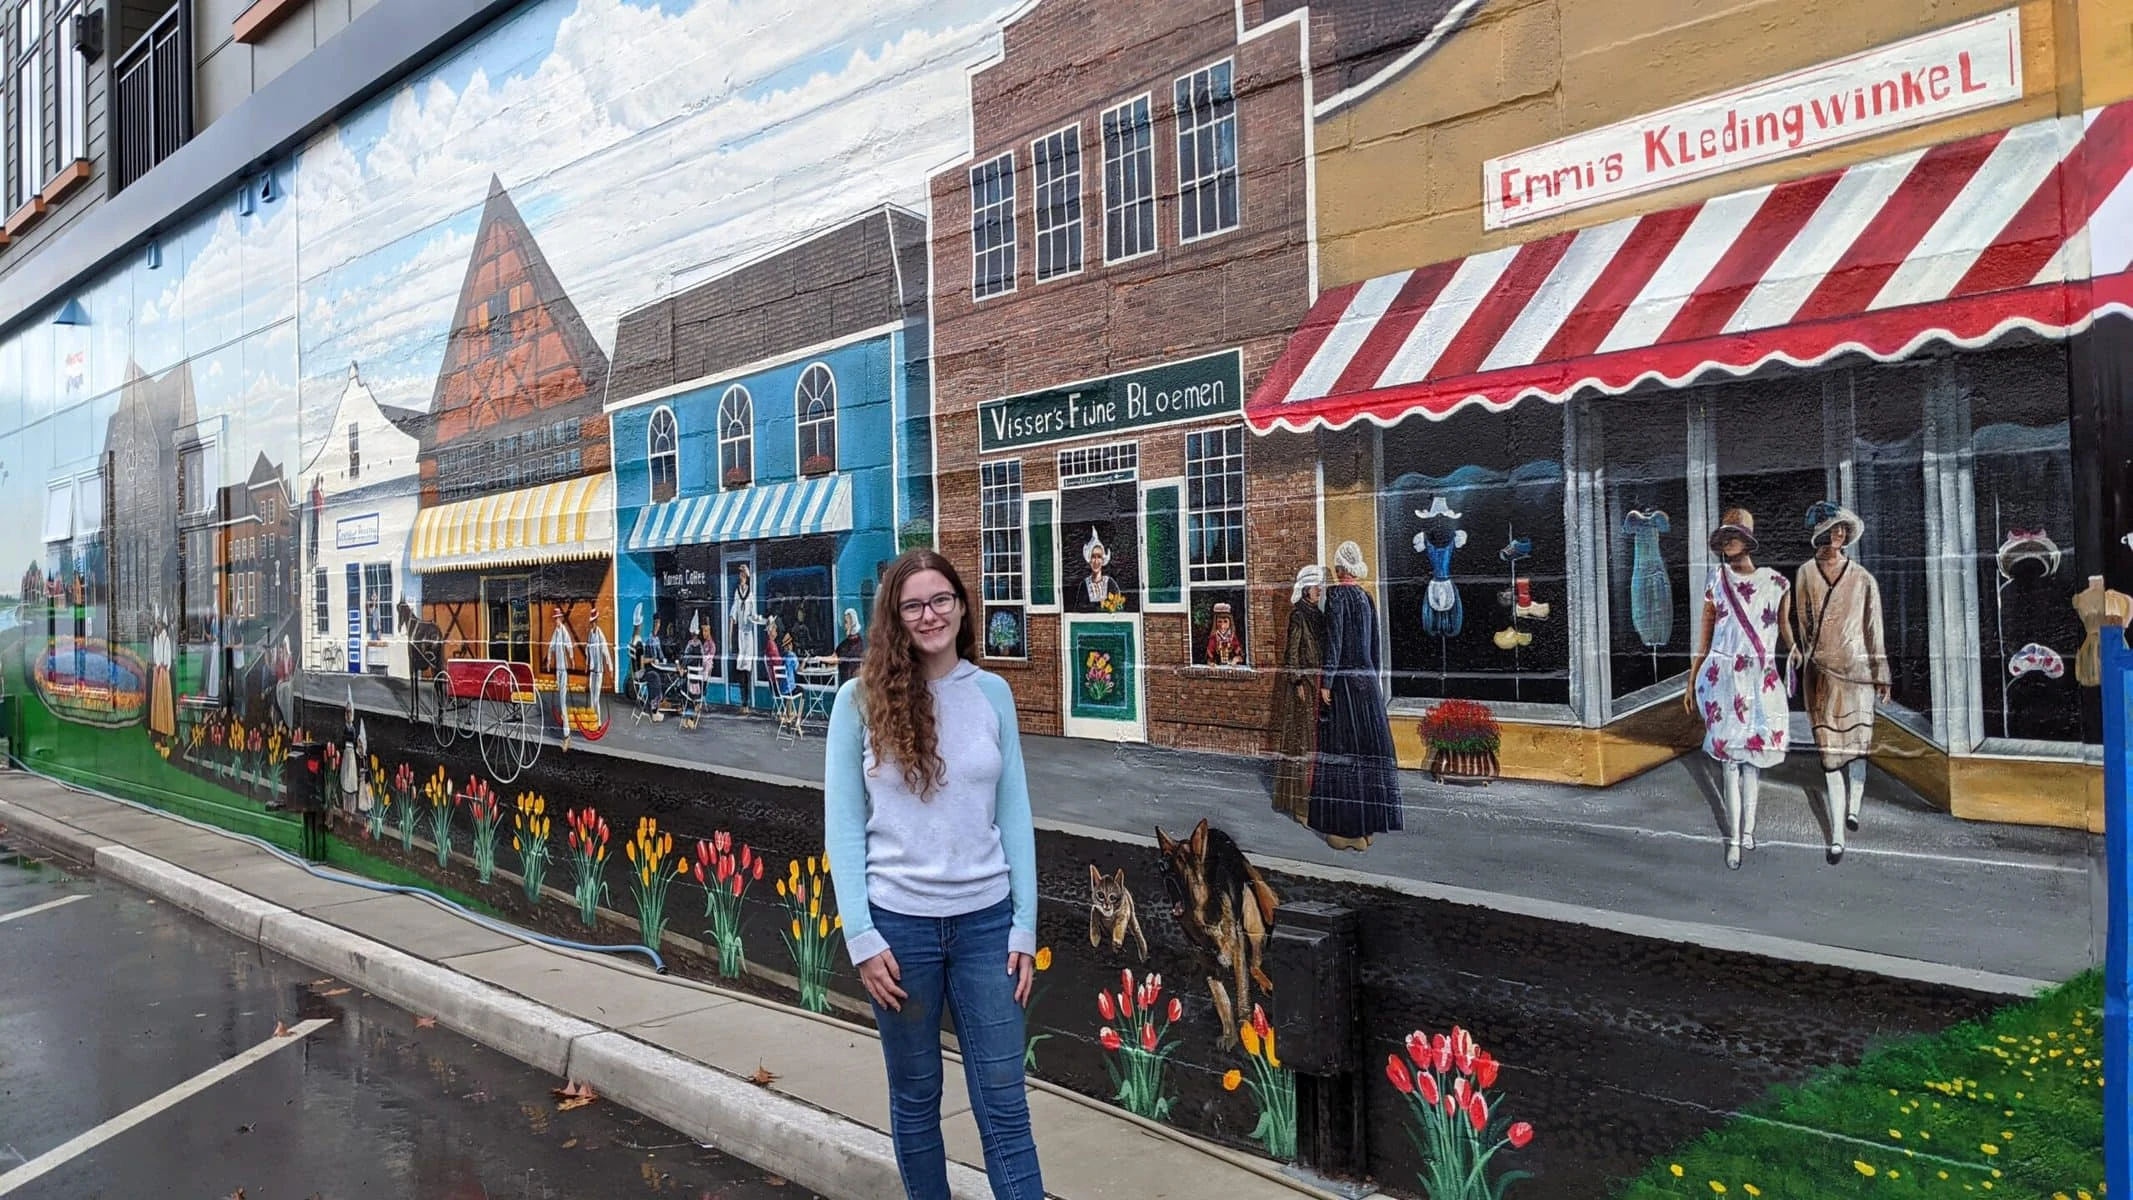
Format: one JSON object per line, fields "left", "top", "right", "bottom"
{"left": 1, "top": 0, "right": 2126, "bottom": 1195}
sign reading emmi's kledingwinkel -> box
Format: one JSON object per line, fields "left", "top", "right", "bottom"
{"left": 979, "top": 349, "right": 1243, "bottom": 452}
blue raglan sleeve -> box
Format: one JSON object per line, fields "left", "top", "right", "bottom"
{"left": 823, "top": 680, "right": 887, "bottom": 965}
{"left": 983, "top": 674, "right": 1040, "bottom": 957}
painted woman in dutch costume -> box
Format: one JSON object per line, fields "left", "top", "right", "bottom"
{"left": 1791, "top": 502, "right": 1887, "bottom": 862}
{"left": 1269, "top": 564, "right": 1326, "bottom": 823}
{"left": 1308, "top": 542, "right": 1402, "bottom": 850}
{"left": 1685, "top": 509, "right": 1793, "bottom": 870}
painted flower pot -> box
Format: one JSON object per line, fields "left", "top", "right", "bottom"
{"left": 1427, "top": 746, "right": 1499, "bottom": 785}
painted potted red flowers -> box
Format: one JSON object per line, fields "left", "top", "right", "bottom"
{"left": 1418, "top": 699, "right": 1501, "bottom": 784}
{"left": 1385, "top": 1025, "right": 1535, "bottom": 1198}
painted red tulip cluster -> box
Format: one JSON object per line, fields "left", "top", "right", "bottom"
{"left": 693, "top": 830, "right": 764, "bottom": 976}
{"left": 1385, "top": 1025, "right": 1535, "bottom": 1199}
{"left": 1094, "top": 968, "right": 1182, "bottom": 1121}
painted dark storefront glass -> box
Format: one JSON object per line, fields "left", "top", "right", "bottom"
{"left": 794, "top": 365, "right": 836, "bottom": 477}
{"left": 1598, "top": 394, "right": 1690, "bottom": 702}
{"left": 1382, "top": 402, "right": 1568, "bottom": 706}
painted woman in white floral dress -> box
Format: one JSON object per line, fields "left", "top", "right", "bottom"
{"left": 1684, "top": 508, "right": 1794, "bottom": 870}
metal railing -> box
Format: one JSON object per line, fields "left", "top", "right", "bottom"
{"left": 112, "top": 3, "right": 191, "bottom": 191}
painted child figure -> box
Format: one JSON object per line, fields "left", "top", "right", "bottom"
{"left": 1792, "top": 502, "right": 1887, "bottom": 862}
{"left": 1685, "top": 509, "right": 1794, "bottom": 870}
{"left": 1204, "top": 602, "right": 1244, "bottom": 666}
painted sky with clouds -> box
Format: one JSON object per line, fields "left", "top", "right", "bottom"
{"left": 292, "top": 0, "right": 1018, "bottom": 435}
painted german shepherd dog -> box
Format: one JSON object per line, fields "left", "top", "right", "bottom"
{"left": 1155, "top": 818, "right": 1280, "bottom": 1048}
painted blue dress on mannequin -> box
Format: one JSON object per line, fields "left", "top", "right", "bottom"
{"left": 1622, "top": 510, "right": 1673, "bottom": 648}
{"left": 1418, "top": 531, "right": 1464, "bottom": 638}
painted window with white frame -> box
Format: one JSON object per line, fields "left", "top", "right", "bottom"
{"left": 717, "top": 385, "right": 752, "bottom": 489}
{"left": 980, "top": 459, "right": 1025, "bottom": 604}
{"left": 1102, "top": 95, "right": 1156, "bottom": 262}
{"left": 1184, "top": 426, "right": 1246, "bottom": 584}
{"left": 10, "top": 0, "right": 44, "bottom": 211}
{"left": 312, "top": 566, "right": 329, "bottom": 635}
{"left": 1175, "top": 60, "right": 1239, "bottom": 241}
{"left": 647, "top": 405, "right": 679, "bottom": 502}
{"left": 970, "top": 152, "right": 1017, "bottom": 299}
{"left": 795, "top": 363, "right": 837, "bottom": 475}
{"left": 1031, "top": 124, "right": 1083, "bottom": 281}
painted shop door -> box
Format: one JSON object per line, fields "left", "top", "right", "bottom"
{"left": 1061, "top": 614, "right": 1143, "bottom": 741}
{"left": 483, "top": 575, "right": 533, "bottom": 664}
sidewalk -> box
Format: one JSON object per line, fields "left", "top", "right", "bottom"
{"left": 0, "top": 771, "right": 1339, "bottom": 1200}
{"left": 320, "top": 670, "right": 2095, "bottom": 985}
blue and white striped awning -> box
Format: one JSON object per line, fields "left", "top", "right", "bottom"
{"left": 625, "top": 474, "right": 854, "bottom": 553}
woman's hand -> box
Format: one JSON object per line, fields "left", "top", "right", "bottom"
{"left": 859, "top": 949, "right": 907, "bottom": 1013}
{"left": 1007, "top": 951, "right": 1035, "bottom": 1007}
{"left": 1319, "top": 687, "right": 1332, "bottom": 705}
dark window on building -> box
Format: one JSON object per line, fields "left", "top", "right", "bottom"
{"left": 795, "top": 364, "right": 837, "bottom": 476}
{"left": 718, "top": 385, "right": 753, "bottom": 489}
{"left": 648, "top": 405, "right": 678, "bottom": 502}
{"left": 1175, "top": 60, "right": 1239, "bottom": 241}
{"left": 1102, "top": 95, "right": 1156, "bottom": 262}
{"left": 970, "top": 152, "right": 1016, "bottom": 299}
{"left": 1032, "top": 125, "right": 1083, "bottom": 281}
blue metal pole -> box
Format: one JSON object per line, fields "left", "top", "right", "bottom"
{"left": 2105, "top": 623, "right": 2130, "bottom": 1200}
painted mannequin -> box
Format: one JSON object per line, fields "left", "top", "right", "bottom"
{"left": 1685, "top": 509, "right": 1793, "bottom": 870}
{"left": 1622, "top": 509, "right": 1674, "bottom": 649}
{"left": 1792, "top": 502, "right": 1886, "bottom": 862}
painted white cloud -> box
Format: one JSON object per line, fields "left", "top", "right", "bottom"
{"left": 295, "top": 0, "right": 1015, "bottom": 415}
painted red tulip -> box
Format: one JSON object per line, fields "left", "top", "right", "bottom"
{"left": 1432, "top": 1034, "right": 1454, "bottom": 1075}
{"left": 1099, "top": 1027, "right": 1122, "bottom": 1052}
{"left": 729, "top": 876, "right": 743, "bottom": 898}
{"left": 753, "top": 858, "right": 765, "bottom": 881}
{"left": 739, "top": 843, "right": 752, "bottom": 869}
{"left": 1166, "top": 998, "right": 1182, "bottom": 1023}
{"left": 1466, "top": 1091, "right": 1489, "bottom": 1133}
{"left": 1119, "top": 988, "right": 1135, "bottom": 1018}
{"left": 1098, "top": 992, "right": 1116, "bottom": 1022}
{"left": 1405, "top": 1031, "right": 1432, "bottom": 1070}
{"left": 1416, "top": 1072, "right": 1440, "bottom": 1106}
{"left": 1250, "top": 1006, "right": 1272, "bottom": 1042}
{"left": 715, "top": 830, "right": 732, "bottom": 854}
{"left": 1474, "top": 1050, "right": 1499, "bottom": 1089}
{"left": 1507, "top": 1121, "right": 1534, "bottom": 1149}
{"left": 1120, "top": 969, "right": 1135, "bottom": 998}
{"left": 695, "top": 840, "right": 712, "bottom": 865}
{"left": 1452, "top": 1027, "right": 1477, "bottom": 1075}
{"left": 1451, "top": 1076, "right": 1470, "bottom": 1113}
{"left": 1140, "top": 1022, "right": 1158, "bottom": 1052}
{"left": 692, "top": 862, "right": 705, "bottom": 885}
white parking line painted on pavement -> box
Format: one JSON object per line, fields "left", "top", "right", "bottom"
{"left": 0, "top": 895, "right": 87, "bottom": 925}
{"left": 0, "top": 1018, "right": 332, "bottom": 1195}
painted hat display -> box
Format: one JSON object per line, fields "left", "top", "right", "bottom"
{"left": 1708, "top": 508, "right": 1759, "bottom": 554}
{"left": 1805, "top": 500, "right": 1865, "bottom": 546}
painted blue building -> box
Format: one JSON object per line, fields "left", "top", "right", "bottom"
{"left": 606, "top": 206, "right": 931, "bottom": 708}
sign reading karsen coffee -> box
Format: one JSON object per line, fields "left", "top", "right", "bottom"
{"left": 1482, "top": 8, "right": 2023, "bottom": 229}
{"left": 979, "top": 349, "right": 1243, "bottom": 452}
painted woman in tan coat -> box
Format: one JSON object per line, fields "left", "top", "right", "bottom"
{"left": 1791, "top": 502, "right": 1887, "bottom": 862}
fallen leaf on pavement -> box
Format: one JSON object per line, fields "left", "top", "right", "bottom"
{"left": 272, "top": 1021, "right": 292, "bottom": 1038}
{"left": 228, "top": 1190, "right": 245, "bottom": 1199}
{"left": 317, "top": 987, "right": 351, "bottom": 997}
{"left": 749, "top": 1062, "right": 778, "bottom": 1087}
{"left": 764, "top": 1175, "right": 787, "bottom": 1187}
{"left": 561, "top": 1138, "right": 578, "bottom": 1149}
{"left": 414, "top": 1015, "right": 438, "bottom": 1029}
{"left": 553, "top": 1081, "right": 598, "bottom": 1111}
{"left": 309, "top": 978, "right": 333, "bottom": 987}
{"left": 234, "top": 1123, "right": 254, "bottom": 1134}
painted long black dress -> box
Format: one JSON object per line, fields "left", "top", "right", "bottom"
{"left": 1309, "top": 583, "right": 1404, "bottom": 839}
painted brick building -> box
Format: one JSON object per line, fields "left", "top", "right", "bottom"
{"left": 928, "top": 0, "right": 1320, "bottom": 752}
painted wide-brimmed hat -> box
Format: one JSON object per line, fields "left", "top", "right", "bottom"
{"left": 1708, "top": 508, "right": 1759, "bottom": 554}
{"left": 1805, "top": 500, "right": 1865, "bottom": 547}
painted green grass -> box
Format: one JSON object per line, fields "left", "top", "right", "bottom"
{"left": 1616, "top": 972, "right": 2105, "bottom": 1200}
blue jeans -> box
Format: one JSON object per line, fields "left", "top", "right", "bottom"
{"left": 867, "top": 897, "right": 1045, "bottom": 1200}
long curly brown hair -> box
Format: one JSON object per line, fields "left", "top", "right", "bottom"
{"left": 859, "top": 549, "right": 979, "bottom": 798}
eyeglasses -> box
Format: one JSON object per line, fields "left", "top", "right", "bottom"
{"left": 898, "top": 592, "right": 961, "bottom": 622}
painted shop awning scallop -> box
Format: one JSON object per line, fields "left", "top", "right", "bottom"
{"left": 410, "top": 474, "right": 615, "bottom": 573}
{"left": 1247, "top": 100, "right": 2133, "bottom": 433}
{"left": 624, "top": 473, "right": 854, "bottom": 553}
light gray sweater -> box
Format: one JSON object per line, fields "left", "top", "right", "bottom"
{"left": 822, "top": 660, "right": 1039, "bottom": 965}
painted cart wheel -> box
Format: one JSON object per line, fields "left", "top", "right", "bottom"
{"left": 477, "top": 664, "right": 533, "bottom": 784}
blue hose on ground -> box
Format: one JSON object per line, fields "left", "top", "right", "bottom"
{"left": 24, "top": 764, "right": 666, "bottom": 973}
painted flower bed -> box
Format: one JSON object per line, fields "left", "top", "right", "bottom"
{"left": 1615, "top": 971, "right": 2104, "bottom": 1199}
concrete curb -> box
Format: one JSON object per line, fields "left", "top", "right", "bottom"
{"left": 0, "top": 798, "right": 116, "bottom": 864}
{"left": 9, "top": 809, "right": 1001, "bottom": 1200}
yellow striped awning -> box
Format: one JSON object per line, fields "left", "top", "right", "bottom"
{"left": 410, "top": 475, "right": 615, "bottom": 574}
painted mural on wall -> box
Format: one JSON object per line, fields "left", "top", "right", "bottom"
{"left": 0, "top": 0, "right": 2122, "bottom": 1195}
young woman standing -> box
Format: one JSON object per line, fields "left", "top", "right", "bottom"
{"left": 823, "top": 549, "right": 1044, "bottom": 1200}
{"left": 1685, "top": 509, "right": 1794, "bottom": 870}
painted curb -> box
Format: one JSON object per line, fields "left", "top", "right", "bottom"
{"left": 566, "top": 1031, "right": 995, "bottom": 1200}
{"left": 39, "top": 822, "right": 965, "bottom": 1200}
{"left": 0, "top": 798, "right": 116, "bottom": 864}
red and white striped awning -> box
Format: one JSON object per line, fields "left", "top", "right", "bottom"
{"left": 1248, "top": 101, "right": 2133, "bottom": 433}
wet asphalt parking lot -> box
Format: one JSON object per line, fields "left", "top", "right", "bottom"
{"left": 0, "top": 837, "right": 827, "bottom": 1200}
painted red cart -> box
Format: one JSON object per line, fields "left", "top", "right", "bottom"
{"left": 426, "top": 658, "right": 541, "bottom": 783}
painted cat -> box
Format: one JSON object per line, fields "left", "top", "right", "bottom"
{"left": 1087, "top": 865, "right": 1148, "bottom": 961}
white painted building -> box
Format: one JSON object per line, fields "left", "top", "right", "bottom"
{"left": 300, "top": 366, "right": 424, "bottom": 675}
